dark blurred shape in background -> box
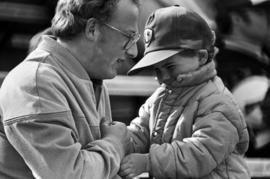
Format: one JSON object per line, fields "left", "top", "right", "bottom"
{"left": 0, "top": 0, "right": 58, "bottom": 71}
{"left": 0, "top": 0, "right": 217, "bottom": 124}
{"left": 0, "top": 0, "right": 217, "bottom": 73}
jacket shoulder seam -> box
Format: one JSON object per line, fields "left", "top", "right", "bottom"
{"left": 3, "top": 110, "right": 71, "bottom": 126}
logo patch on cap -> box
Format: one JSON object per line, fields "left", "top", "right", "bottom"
{"left": 144, "top": 29, "right": 153, "bottom": 47}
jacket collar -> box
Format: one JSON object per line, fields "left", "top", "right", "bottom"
{"left": 36, "top": 35, "right": 91, "bottom": 81}
{"left": 164, "top": 60, "right": 217, "bottom": 89}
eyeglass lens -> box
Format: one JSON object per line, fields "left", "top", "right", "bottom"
{"left": 124, "top": 33, "right": 141, "bottom": 50}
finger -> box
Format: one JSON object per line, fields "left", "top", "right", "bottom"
{"left": 125, "top": 173, "right": 136, "bottom": 179}
{"left": 100, "top": 117, "right": 111, "bottom": 126}
{"left": 118, "top": 169, "right": 128, "bottom": 177}
{"left": 120, "top": 161, "right": 131, "bottom": 171}
{"left": 119, "top": 167, "right": 133, "bottom": 178}
{"left": 119, "top": 166, "right": 129, "bottom": 176}
{"left": 113, "top": 121, "right": 126, "bottom": 127}
{"left": 109, "top": 121, "right": 116, "bottom": 125}
{"left": 121, "top": 158, "right": 132, "bottom": 169}
{"left": 121, "top": 155, "right": 131, "bottom": 164}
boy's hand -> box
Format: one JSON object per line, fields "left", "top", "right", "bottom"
{"left": 100, "top": 118, "right": 130, "bottom": 155}
{"left": 119, "top": 153, "right": 149, "bottom": 179}
{"left": 100, "top": 118, "right": 127, "bottom": 139}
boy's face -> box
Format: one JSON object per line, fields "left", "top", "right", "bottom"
{"left": 153, "top": 50, "right": 201, "bottom": 85}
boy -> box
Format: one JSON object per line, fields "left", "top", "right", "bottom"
{"left": 119, "top": 5, "right": 250, "bottom": 179}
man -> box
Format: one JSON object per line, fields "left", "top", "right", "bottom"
{"left": 0, "top": 0, "right": 140, "bottom": 178}
{"left": 232, "top": 76, "right": 270, "bottom": 158}
{"left": 214, "top": 0, "right": 270, "bottom": 90}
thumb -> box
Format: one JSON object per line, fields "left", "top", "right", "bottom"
{"left": 100, "top": 117, "right": 110, "bottom": 126}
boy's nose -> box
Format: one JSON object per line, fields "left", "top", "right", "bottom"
{"left": 159, "top": 68, "right": 171, "bottom": 82}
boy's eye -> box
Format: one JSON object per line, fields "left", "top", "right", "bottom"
{"left": 164, "top": 64, "right": 175, "bottom": 70}
{"left": 179, "top": 49, "right": 196, "bottom": 57}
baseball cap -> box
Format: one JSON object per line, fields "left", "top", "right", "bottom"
{"left": 128, "top": 5, "right": 215, "bottom": 75}
{"left": 232, "top": 76, "right": 269, "bottom": 110}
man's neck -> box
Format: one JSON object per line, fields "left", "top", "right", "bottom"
{"left": 92, "top": 79, "right": 103, "bottom": 109}
{"left": 57, "top": 37, "right": 98, "bottom": 78}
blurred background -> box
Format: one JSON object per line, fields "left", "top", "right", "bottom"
{"left": 0, "top": 0, "right": 217, "bottom": 124}
{"left": 0, "top": 0, "right": 217, "bottom": 72}
{"left": 1, "top": 1, "right": 270, "bottom": 177}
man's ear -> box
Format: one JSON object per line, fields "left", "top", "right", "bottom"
{"left": 198, "top": 49, "right": 208, "bottom": 65}
{"left": 85, "top": 18, "right": 98, "bottom": 40}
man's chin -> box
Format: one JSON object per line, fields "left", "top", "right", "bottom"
{"left": 105, "top": 71, "right": 118, "bottom": 79}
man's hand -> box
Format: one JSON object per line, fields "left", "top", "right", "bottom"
{"left": 119, "top": 153, "right": 149, "bottom": 179}
{"left": 100, "top": 118, "right": 131, "bottom": 155}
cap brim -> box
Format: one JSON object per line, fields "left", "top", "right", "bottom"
{"left": 128, "top": 49, "right": 183, "bottom": 75}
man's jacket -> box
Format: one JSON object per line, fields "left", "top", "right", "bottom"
{"left": 0, "top": 36, "right": 123, "bottom": 179}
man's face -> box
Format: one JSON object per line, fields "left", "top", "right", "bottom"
{"left": 245, "top": 103, "right": 264, "bottom": 130}
{"left": 154, "top": 50, "right": 201, "bottom": 85}
{"left": 240, "top": 8, "right": 268, "bottom": 44}
{"left": 91, "top": 0, "right": 140, "bottom": 80}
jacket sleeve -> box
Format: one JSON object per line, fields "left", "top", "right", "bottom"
{"left": 4, "top": 116, "right": 123, "bottom": 179}
{"left": 128, "top": 99, "right": 152, "bottom": 154}
{"left": 0, "top": 63, "right": 123, "bottom": 179}
{"left": 149, "top": 102, "right": 242, "bottom": 178}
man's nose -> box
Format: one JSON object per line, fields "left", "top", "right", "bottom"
{"left": 125, "top": 42, "right": 138, "bottom": 59}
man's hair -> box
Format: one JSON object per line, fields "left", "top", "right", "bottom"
{"left": 215, "top": 3, "right": 269, "bottom": 36}
{"left": 51, "top": 0, "right": 140, "bottom": 39}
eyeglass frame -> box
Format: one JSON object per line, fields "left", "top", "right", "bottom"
{"left": 100, "top": 21, "right": 141, "bottom": 50}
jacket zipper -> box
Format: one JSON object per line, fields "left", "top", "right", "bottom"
{"left": 152, "top": 88, "right": 172, "bottom": 140}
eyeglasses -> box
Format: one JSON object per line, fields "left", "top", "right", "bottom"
{"left": 101, "top": 22, "right": 141, "bottom": 50}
